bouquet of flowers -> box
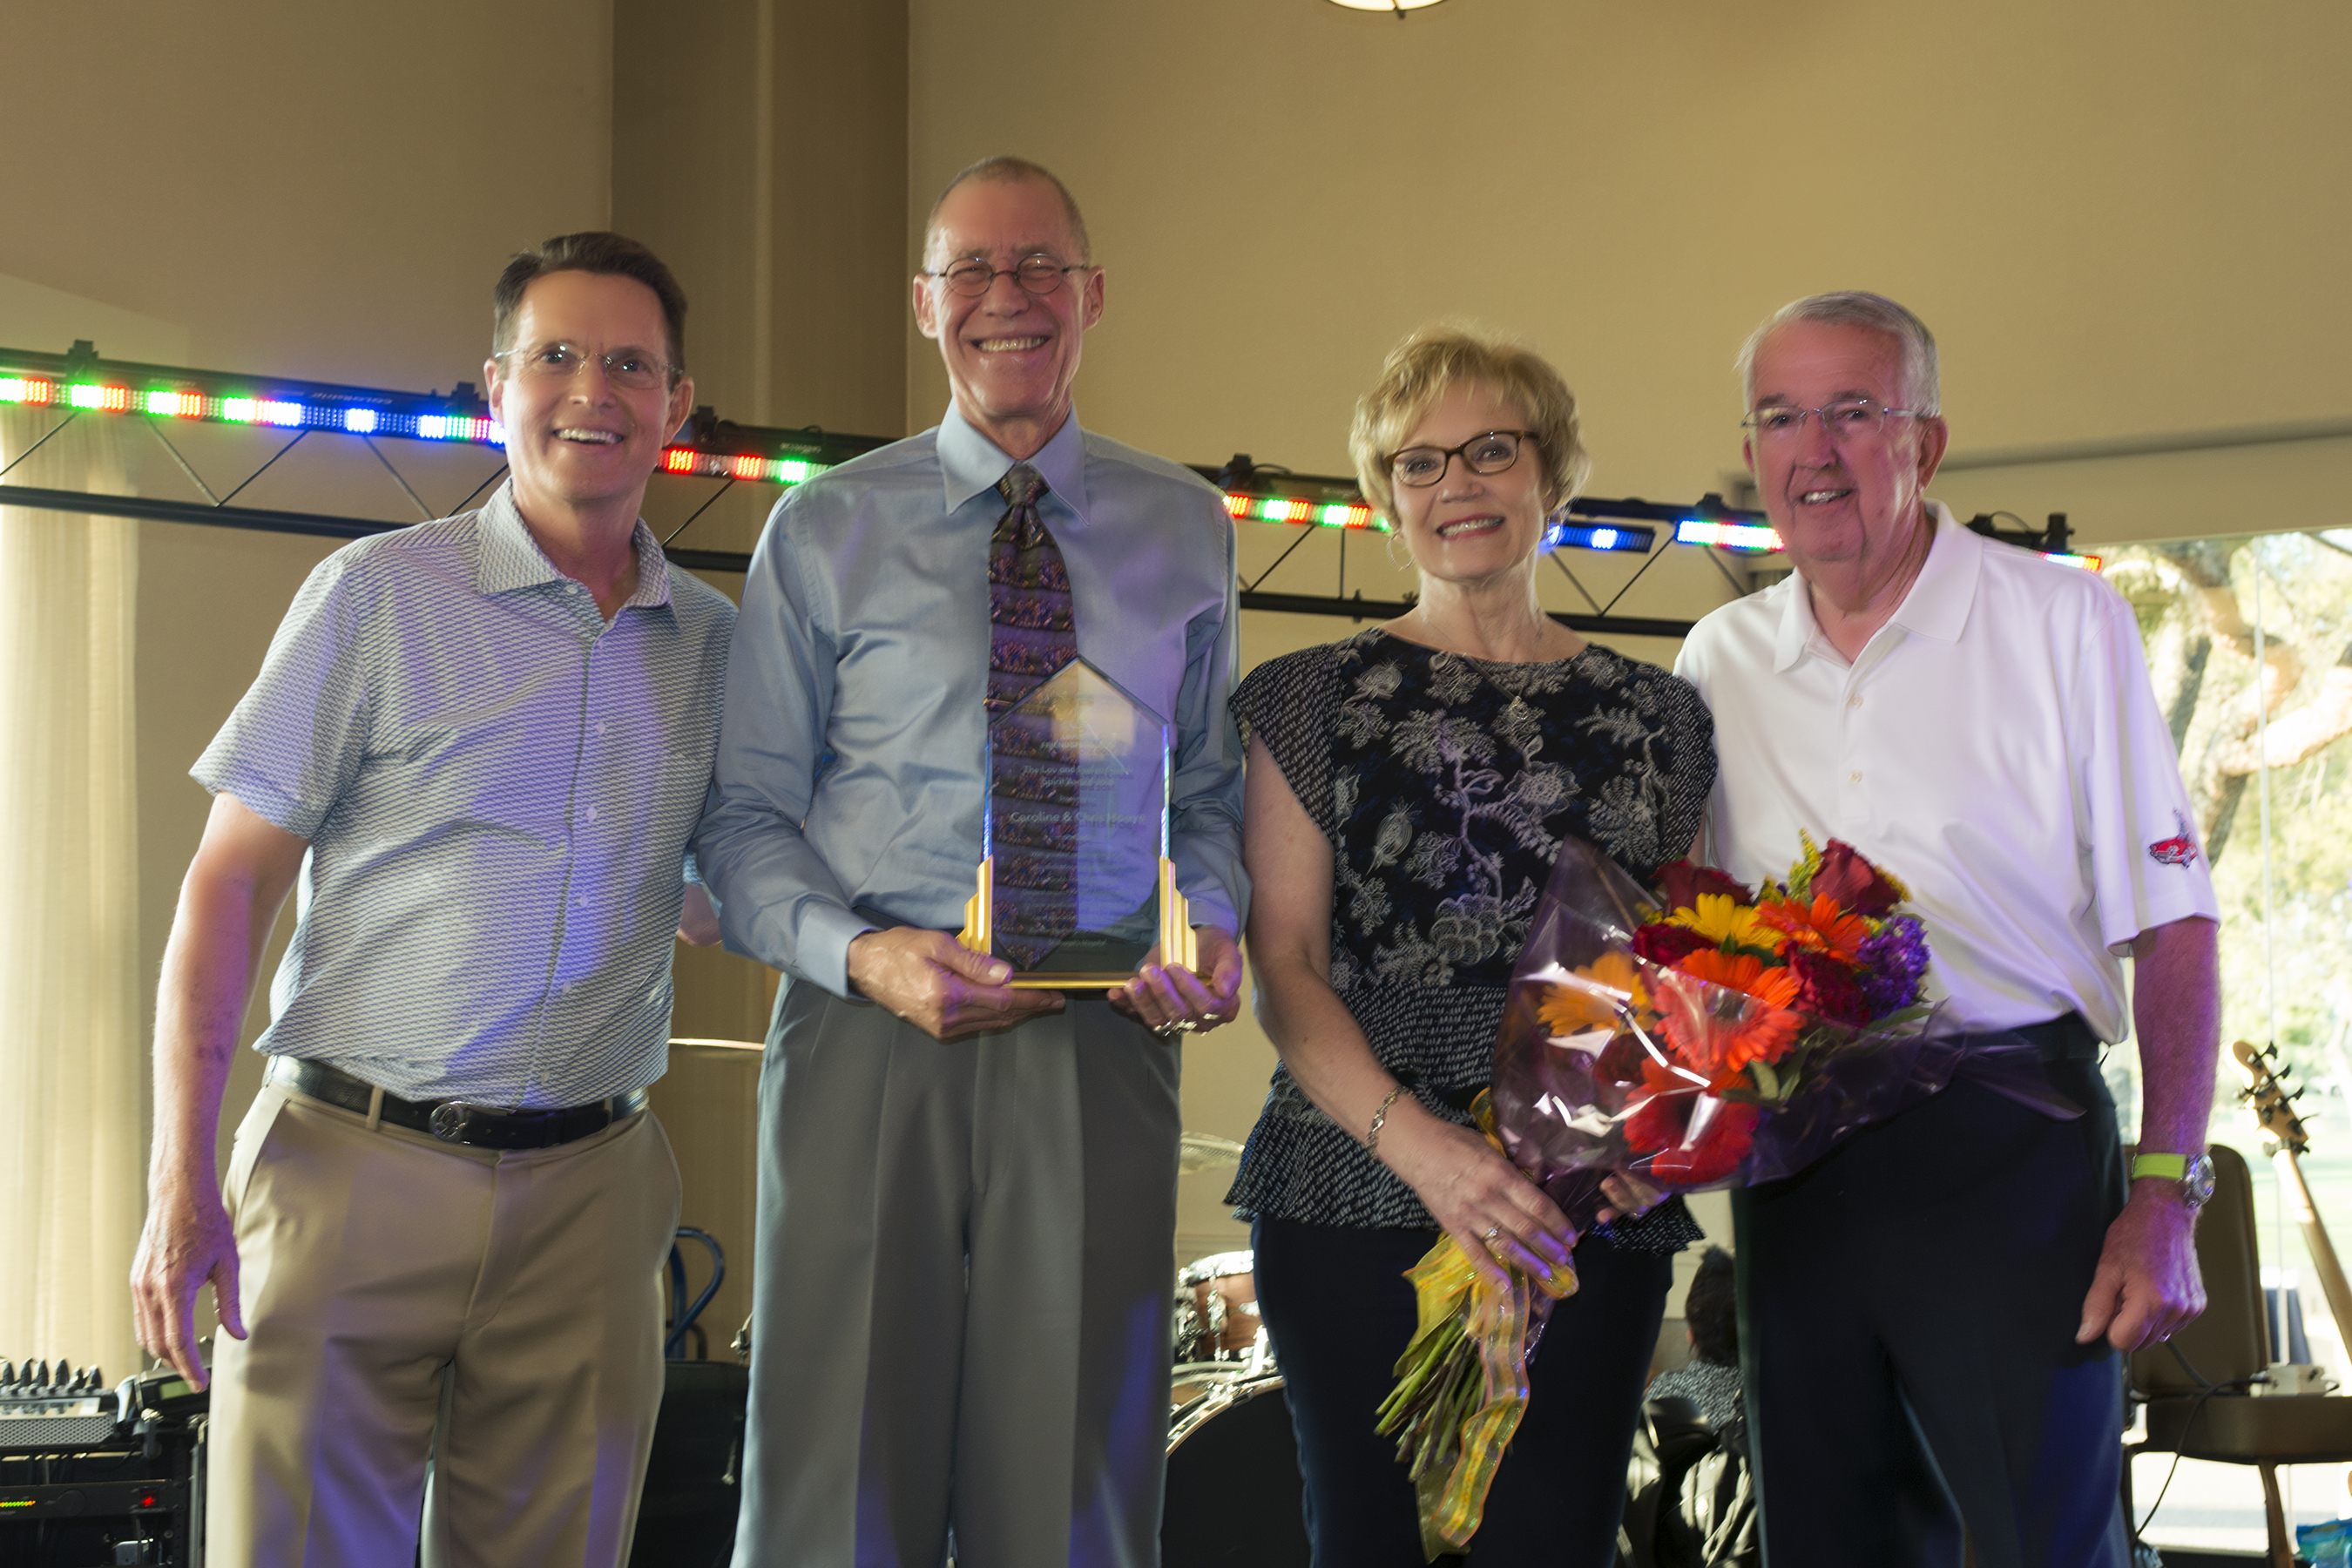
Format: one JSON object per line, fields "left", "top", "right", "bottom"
{"left": 1379, "top": 833, "right": 2077, "bottom": 1559}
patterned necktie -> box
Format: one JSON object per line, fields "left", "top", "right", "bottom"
{"left": 987, "top": 463, "right": 1078, "bottom": 967}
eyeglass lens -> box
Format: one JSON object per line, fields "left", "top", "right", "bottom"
{"left": 1747, "top": 401, "right": 1901, "bottom": 441}
{"left": 938, "top": 257, "right": 1075, "bottom": 297}
{"left": 517, "top": 343, "right": 670, "bottom": 390}
{"left": 1391, "top": 431, "right": 1524, "bottom": 488}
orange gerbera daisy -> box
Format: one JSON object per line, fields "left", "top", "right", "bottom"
{"left": 1724, "top": 1007, "right": 1801, "bottom": 1071}
{"left": 1537, "top": 952, "right": 1647, "bottom": 1035}
{"left": 1674, "top": 948, "right": 1800, "bottom": 1010}
{"left": 1756, "top": 894, "right": 1872, "bottom": 962}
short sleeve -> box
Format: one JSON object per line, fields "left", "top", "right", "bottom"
{"left": 2075, "top": 584, "right": 2220, "bottom": 950}
{"left": 1232, "top": 645, "right": 1342, "bottom": 841}
{"left": 1652, "top": 669, "right": 1718, "bottom": 872}
{"left": 192, "top": 552, "right": 371, "bottom": 841}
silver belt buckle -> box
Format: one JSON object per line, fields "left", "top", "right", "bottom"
{"left": 429, "top": 1101, "right": 476, "bottom": 1142}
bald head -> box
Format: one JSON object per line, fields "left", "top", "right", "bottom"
{"left": 922, "top": 156, "right": 1092, "bottom": 271}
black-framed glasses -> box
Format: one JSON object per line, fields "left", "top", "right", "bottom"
{"left": 923, "top": 255, "right": 1091, "bottom": 298}
{"left": 494, "top": 341, "right": 677, "bottom": 391}
{"left": 1389, "top": 429, "right": 1537, "bottom": 489}
{"left": 1741, "top": 399, "right": 1923, "bottom": 443}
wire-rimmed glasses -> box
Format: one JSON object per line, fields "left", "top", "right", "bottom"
{"left": 923, "top": 256, "right": 1092, "bottom": 298}
{"left": 494, "top": 341, "right": 677, "bottom": 391}
{"left": 1388, "top": 429, "right": 1537, "bottom": 489}
{"left": 1741, "top": 399, "right": 1923, "bottom": 443}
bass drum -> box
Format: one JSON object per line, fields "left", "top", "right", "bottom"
{"left": 1160, "top": 1375, "right": 1310, "bottom": 1567}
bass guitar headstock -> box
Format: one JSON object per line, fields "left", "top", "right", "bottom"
{"left": 2234, "top": 1037, "right": 2311, "bottom": 1157}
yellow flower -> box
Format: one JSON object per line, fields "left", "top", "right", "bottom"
{"left": 1665, "top": 892, "right": 1782, "bottom": 953}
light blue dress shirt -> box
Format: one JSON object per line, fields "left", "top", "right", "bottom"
{"left": 695, "top": 405, "right": 1248, "bottom": 997}
{"left": 194, "top": 483, "right": 737, "bottom": 1106}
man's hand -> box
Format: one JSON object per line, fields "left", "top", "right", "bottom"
{"left": 677, "top": 882, "right": 721, "bottom": 946}
{"left": 1110, "top": 925, "right": 1242, "bottom": 1036}
{"left": 130, "top": 1174, "right": 245, "bottom": 1389}
{"left": 846, "top": 927, "right": 1064, "bottom": 1041}
{"left": 2078, "top": 1182, "right": 2206, "bottom": 1353}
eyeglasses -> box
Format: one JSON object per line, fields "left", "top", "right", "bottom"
{"left": 1741, "top": 399, "right": 1923, "bottom": 443}
{"left": 923, "top": 256, "right": 1091, "bottom": 298}
{"left": 494, "top": 341, "right": 677, "bottom": 391}
{"left": 1389, "top": 429, "right": 1537, "bottom": 489}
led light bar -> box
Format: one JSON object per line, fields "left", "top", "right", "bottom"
{"left": 661, "top": 448, "right": 832, "bottom": 485}
{"left": 1675, "top": 515, "right": 2100, "bottom": 571}
{"left": 1675, "top": 517, "right": 1784, "bottom": 552}
{"left": 1543, "top": 521, "right": 1655, "bottom": 554}
{"left": 1222, "top": 492, "right": 1379, "bottom": 530}
{"left": 0, "top": 374, "right": 504, "bottom": 447}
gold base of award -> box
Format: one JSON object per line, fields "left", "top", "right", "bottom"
{"left": 957, "top": 855, "right": 1195, "bottom": 990}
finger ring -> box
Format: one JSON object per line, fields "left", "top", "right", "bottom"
{"left": 1152, "top": 1021, "right": 1181, "bottom": 1038}
{"left": 1176, "top": 1019, "right": 1200, "bottom": 1033}
{"left": 1483, "top": 1224, "right": 1502, "bottom": 1247}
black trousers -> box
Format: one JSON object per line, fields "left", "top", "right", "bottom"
{"left": 1733, "top": 1053, "right": 2130, "bottom": 1568}
{"left": 1253, "top": 1216, "right": 1673, "bottom": 1567}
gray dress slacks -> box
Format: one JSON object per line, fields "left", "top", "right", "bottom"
{"left": 731, "top": 977, "right": 1181, "bottom": 1568}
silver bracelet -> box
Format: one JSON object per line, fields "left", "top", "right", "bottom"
{"left": 1365, "top": 1083, "right": 1409, "bottom": 1159}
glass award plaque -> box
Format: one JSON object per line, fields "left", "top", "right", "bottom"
{"left": 958, "top": 657, "right": 1199, "bottom": 989}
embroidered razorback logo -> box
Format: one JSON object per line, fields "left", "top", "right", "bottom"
{"left": 2149, "top": 813, "right": 2200, "bottom": 868}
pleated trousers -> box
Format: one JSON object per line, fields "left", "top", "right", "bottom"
{"left": 730, "top": 978, "right": 1182, "bottom": 1568}
{"left": 1733, "top": 1054, "right": 2130, "bottom": 1568}
{"left": 207, "top": 1076, "right": 680, "bottom": 1568}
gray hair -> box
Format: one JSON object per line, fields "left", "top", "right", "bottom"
{"left": 1736, "top": 292, "right": 1939, "bottom": 416}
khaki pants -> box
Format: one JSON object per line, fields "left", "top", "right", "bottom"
{"left": 207, "top": 1073, "right": 682, "bottom": 1568}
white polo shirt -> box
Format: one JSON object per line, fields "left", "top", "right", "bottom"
{"left": 1674, "top": 503, "right": 2218, "bottom": 1042}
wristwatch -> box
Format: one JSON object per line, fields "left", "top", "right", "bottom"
{"left": 2131, "top": 1150, "right": 2215, "bottom": 1211}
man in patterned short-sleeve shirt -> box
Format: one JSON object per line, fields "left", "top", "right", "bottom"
{"left": 129, "top": 233, "right": 734, "bottom": 1568}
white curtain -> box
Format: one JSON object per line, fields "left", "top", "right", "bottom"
{"left": 0, "top": 408, "right": 143, "bottom": 1381}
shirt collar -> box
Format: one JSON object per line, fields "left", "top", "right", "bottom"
{"left": 936, "top": 402, "right": 1090, "bottom": 523}
{"left": 1773, "top": 499, "right": 1972, "bottom": 672}
{"left": 472, "top": 479, "right": 673, "bottom": 611}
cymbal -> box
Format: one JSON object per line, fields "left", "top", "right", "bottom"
{"left": 1179, "top": 1132, "right": 1245, "bottom": 1174}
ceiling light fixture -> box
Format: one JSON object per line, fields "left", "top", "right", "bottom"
{"left": 1327, "top": 0, "right": 1446, "bottom": 15}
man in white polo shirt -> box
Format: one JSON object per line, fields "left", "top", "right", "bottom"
{"left": 128, "top": 233, "right": 733, "bottom": 1568}
{"left": 1674, "top": 292, "right": 2220, "bottom": 1568}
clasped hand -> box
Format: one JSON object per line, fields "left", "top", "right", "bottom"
{"left": 844, "top": 925, "right": 1242, "bottom": 1043}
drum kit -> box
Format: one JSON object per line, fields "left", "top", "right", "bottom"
{"left": 1163, "top": 1136, "right": 1309, "bottom": 1566}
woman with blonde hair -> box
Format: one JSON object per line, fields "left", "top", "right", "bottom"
{"left": 1228, "top": 326, "right": 1716, "bottom": 1564}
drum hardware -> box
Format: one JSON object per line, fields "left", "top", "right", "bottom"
{"left": 1173, "top": 1249, "right": 1267, "bottom": 1367}
{"left": 1161, "top": 1374, "right": 1308, "bottom": 1566}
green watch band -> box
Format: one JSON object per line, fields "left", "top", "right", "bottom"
{"left": 2132, "top": 1152, "right": 2188, "bottom": 1181}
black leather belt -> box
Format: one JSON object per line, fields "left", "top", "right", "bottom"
{"left": 268, "top": 1057, "right": 649, "bottom": 1151}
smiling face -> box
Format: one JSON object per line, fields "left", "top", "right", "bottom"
{"left": 912, "top": 175, "right": 1103, "bottom": 457}
{"left": 1389, "top": 382, "right": 1552, "bottom": 591}
{"left": 1741, "top": 318, "right": 1948, "bottom": 575}
{"left": 485, "top": 269, "right": 693, "bottom": 524}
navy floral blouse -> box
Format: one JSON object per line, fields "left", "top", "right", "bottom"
{"left": 1227, "top": 628, "right": 1715, "bottom": 1242}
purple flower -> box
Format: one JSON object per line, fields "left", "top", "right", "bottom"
{"left": 1855, "top": 916, "right": 1930, "bottom": 1016}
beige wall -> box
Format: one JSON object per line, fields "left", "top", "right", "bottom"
{"left": 904, "top": 0, "right": 2352, "bottom": 1283}
{"left": 10, "top": 0, "right": 2349, "bottom": 1360}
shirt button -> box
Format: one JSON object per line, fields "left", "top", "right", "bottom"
{"left": 585, "top": 806, "right": 599, "bottom": 823}
{"left": 1848, "top": 770, "right": 1862, "bottom": 783}
{"left": 1848, "top": 694, "right": 1862, "bottom": 708}
{"left": 597, "top": 720, "right": 609, "bottom": 736}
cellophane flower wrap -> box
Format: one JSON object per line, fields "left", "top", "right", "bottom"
{"left": 1380, "top": 833, "right": 2078, "bottom": 1560}
{"left": 1491, "top": 832, "right": 2080, "bottom": 1221}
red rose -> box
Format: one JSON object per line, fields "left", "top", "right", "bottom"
{"left": 1655, "top": 860, "right": 1755, "bottom": 912}
{"left": 1811, "top": 840, "right": 1903, "bottom": 916}
{"left": 1645, "top": 1099, "right": 1761, "bottom": 1186}
{"left": 1632, "top": 923, "right": 1714, "bottom": 968}
{"left": 1788, "top": 948, "right": 1872, "bottom": 1026}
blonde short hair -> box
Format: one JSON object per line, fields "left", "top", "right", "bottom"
{"left": 1348, "top": 326, "right": 1590, "bottom": 528}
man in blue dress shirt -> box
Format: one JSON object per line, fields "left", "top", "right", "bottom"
{"left": 697, "top": 157, "right": 1248, "bottom": 1566}
{"left": 130, "top": 233, "right": 734, "bottom": 1568}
